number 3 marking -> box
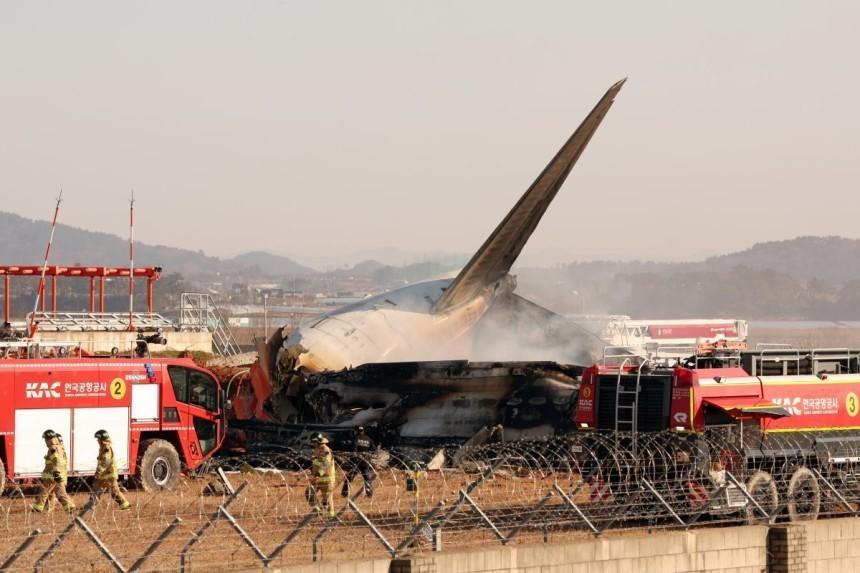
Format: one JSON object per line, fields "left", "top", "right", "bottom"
{"left": 847, "top": 392, "right": 859, "bottom": 417}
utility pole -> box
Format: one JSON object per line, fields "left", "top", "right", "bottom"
{"left": 29, "top": 191, "right": 63, "bottom": 337}
{"left": 128, "top": 192, "right": 135, "bottom": 331}
{"left": 263, "top": 293, "right": 269, "bottom": 339}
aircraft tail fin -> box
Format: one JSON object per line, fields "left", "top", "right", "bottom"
{"left": 433, "top": 79, "right": 625, "bottom": 314}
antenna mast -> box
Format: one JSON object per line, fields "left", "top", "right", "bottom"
{"left": 128, "top": 191, "right": 135, "bottom": 331}
{"left": 29, "top": 191, "right": 63, "bottom": 337}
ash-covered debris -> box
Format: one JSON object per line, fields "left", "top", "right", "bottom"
{"left": 265, "top": 359, "right": 582, "bottom": 442}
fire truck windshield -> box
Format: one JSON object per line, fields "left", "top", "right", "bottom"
{"left": 167, "top": 366, "right": 219, "bottom": 412}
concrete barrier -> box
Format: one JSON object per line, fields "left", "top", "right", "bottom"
{"left": 389, "top": 525, "right": 769, "bottom": 573}
{"left": 274, "top": 517, "right": 860, "bottom": 573}
{"left": 805, "top": 517, "right": 860, "bottom": 573}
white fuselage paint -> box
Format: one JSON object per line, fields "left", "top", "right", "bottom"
{"left": 279, "top": 279, "right": 495, "bottom": 372}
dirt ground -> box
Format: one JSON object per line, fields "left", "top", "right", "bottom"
{"left": 0, "top": 468, "right": 602, "bottom": 573}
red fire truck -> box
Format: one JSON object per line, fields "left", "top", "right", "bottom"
{"left": 574, "top": 348, "right": 860, "bottom": 521}
{"left": 0, "top": 352, "right": 226, "bottom": 492}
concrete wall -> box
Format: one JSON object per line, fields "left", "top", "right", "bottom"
{"left": 805, "top": 517, "right": 860, "bottom": 573}
{"left": 36, "top": 330, "right": 213, "bottom": 353}
{"left": 389, "top": 526, "right": 769, "bottom": 573}
{"left": 272, "top": 517, "right": 860, "bottom": 573}
{"left": 269, "top": 558, "right": 391, "bottom": 573}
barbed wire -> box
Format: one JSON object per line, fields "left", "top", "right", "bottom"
{"left": 2, "top": 429, "right": 859, "bottom": 572}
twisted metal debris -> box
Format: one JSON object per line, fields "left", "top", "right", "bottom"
{"left": 2, "top": 429, "right": 859, "bottom": 572}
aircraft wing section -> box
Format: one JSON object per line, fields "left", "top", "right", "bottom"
{"left": 432, "top": 79, "right": 626, "bottom": 314}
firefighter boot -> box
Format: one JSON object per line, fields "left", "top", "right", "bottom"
{"left": 119, "top": 500, "right": 131, "bottom": 510}
{"left": 31, "top": 502, "right": 46, "bottom": 513}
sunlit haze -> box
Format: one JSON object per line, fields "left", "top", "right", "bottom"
{"left": 2, "top": 1, "right": 858, "bottom": 269}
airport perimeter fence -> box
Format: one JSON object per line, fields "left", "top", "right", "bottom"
{"left": 2, "top": 429, "right": 860, "bottom": 572}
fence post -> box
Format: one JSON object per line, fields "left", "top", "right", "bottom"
{"left": 128, "top": 517, "right": 183, "bottom": 573}
{"left": 684, "top": 482, "right": 728, "bottom": 528}
{"left": 811, "top": 468, "right": 858, "bottom": 515}
{"left": 461, "top": 490, "right": 506, "bottom": 543}
{"left": 218, "top": 507, "right": 268, "bottom": 563}
{"left": 395, "top": 500, "right": 446, "bottom": 556}
{"left": 504, "top": 491, "right": 554, "bottom": 544}
{"left": 724, "top": 471, "right": 770, "bottom": 519}
{"left": 347, "top": 499, "right": 396, "bottom": 557}
{"left": 33, "top": 497, "right": 97, "bottom": 571}
{"left": 0, "top": 529, "right": 41, "bottom": 573}
{"left": 596, "top": 487, "right": 644, "bottom": 536}
{"left": 642, "top": 478, "right": 685, "bottom": 527}
{"left": 179, "top": 481, "right": 249, "bottom": 573}
{"left": 266, "top": 509, "right": 318, "bottom": 565}
{"left": 553, "top": 483, "right": 598, "bottom": 534}
{"left": 74, "top": 516, "right": 127, "bottom": 573}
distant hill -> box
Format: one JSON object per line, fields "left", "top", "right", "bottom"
{"left": 223, "top": 251, "right": 317, "bottom": 277}
{"left": 514, "top": 236, "right": 860, "bottom": 320}
{"left": 0, "top": 211, "right": 316, "bottom": 278}
{"left": 697, "top": 236, "right": 860, "bottom": 283}
{"left": 332, "top": 260, "right": 387, "bottom": 278}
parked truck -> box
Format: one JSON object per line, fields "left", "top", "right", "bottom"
{"left": 0, "top": 350, "right": 226, "bottom": 492}
{"left": 574, "top": 347, "right": 860, "bottom": 521}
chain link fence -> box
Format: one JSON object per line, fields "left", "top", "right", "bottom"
{"left": 2, "top": 429, "right": 860, "bottom": 572}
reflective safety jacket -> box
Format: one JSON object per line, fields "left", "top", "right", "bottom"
{"left": 96, "top": 443, "right": 119, "bottom": 480}
{"left": 41, "top": 442, "right": 68, "bottom": 483}
{"left": 312, "top": 445, "right": 335, "bottom": 484}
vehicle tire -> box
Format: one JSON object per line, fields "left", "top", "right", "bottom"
{"left": 0, "top": 458, "right": 6, "bottom": 494}
{"left": 787, "top": 466, "right": 821, "bottom": 521}
{"left": 745, "top": 470, "right": 778, "bottom": 524}
{"left": 138, "top": 439, "right": 181, "bottom": 492}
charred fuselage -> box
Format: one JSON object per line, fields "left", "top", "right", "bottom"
{"left": 294, "top": 360, "right": 581, "bottom": 442}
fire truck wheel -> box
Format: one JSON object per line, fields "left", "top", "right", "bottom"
{"left": 138, "top": 439, "right": 181, "bottom": 491}
{"left": 745, "top": 470, "right": 778, "bottom": 524}
{"left": 787, "top": 466, "right": 821, "bottom": 522}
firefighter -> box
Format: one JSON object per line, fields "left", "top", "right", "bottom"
{"left": 340, "top": 426, "right": 376, "bottom": 498}
{"left": 310, "top": 433, "right": 336, "bottom": 518}
{"left": 32, "top": 429, "right": 76, "bottom": 513}
{"left": 93, "top": 430, "right": 131, "bottom": 509}
{"left": 55, "top": 432, "right": 69, "bottom": 478}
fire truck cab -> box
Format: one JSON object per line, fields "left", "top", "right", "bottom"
{"left": 0, "top": 355, "right": 225, "bottom": 492}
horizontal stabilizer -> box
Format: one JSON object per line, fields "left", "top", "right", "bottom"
{"left": 433, "top": 79, "right": 626, "bottom": 314}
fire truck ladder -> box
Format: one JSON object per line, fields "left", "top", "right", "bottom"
{"left": 179, "top": 292, "right": 241, "bottom": 357}
{"left": 614, "top": 358, "right": 649, "bottom": 457}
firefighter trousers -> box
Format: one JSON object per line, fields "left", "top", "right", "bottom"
{"left": 33, "top": 479, "right": 75, "bottom": 512}
{"left": 94, "top": 479, "right": 130, "bottom": 508}
{"left": 309, "top": 482, "right": 335, "bottom": 517}
{"left": 341, "top": 462, "right": 374, "bottom": 497}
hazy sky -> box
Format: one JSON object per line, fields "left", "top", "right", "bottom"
{"left": 2, "top": 1, "right": 858, "bottom": 268}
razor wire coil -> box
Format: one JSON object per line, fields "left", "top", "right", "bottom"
{"left": 1, "top": 429, "right": 860, "bottom": 572}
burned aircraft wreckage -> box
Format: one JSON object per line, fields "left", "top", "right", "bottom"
{"left": 241, "top": 80, "right": 627, "bottom": 443}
